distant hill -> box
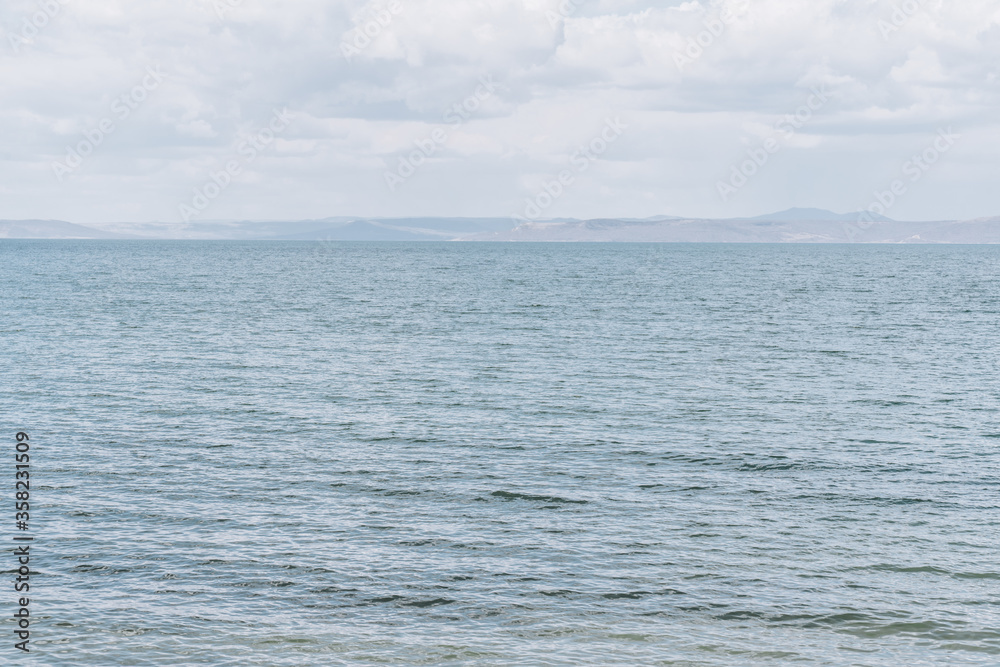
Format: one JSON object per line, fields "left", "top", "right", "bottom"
{"left": 82, "top": 217, "right": 517, "bottom": 241}
{"left": 3, "top": 214, "right": 999, "bottom": 243}
{"left": 464, "top": 216, "right": 1000, "bottom": 243}
{"left": 748, "top": 208, "right": 894, "bottom": 222}
{"left": 0, "top": 219, "right": 131, "bottom": 239}
{"left": 272, "top": 218, "right": 516, "bottom": 241}
{"left": 284, "top": 220, "right": 449, "bottom": 241}
{"left": 82, "top": 218, "right": 359, "bottom": 240}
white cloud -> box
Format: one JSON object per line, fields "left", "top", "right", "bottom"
{"left": 0, "top": 0, "right": 998, "bottom": 222}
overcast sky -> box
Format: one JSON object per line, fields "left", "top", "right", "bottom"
{"left": 1, "top": 0, "right": 998, "bottom": 223}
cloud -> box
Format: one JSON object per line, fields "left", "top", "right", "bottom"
{"left": 0, "top": 0, "right": 998, "bottom": 222}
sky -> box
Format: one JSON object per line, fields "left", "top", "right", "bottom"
{"left": 1, "top": 0, "right": 998, "bottom": 224}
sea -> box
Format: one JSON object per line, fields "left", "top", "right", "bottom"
{"left": 1, "top": 241, "right": 998, "bottom": 666}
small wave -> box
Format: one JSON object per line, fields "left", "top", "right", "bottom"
{"left": 602, "top": 591, "right": 652, "bottom": 600}
{"left": 717, "top": 610, "right": 769, "bottom": 621}
{"left": 868, "top": 564, "right": 950, "bottom": 575}
{"left": 738, "top": 462, "right": 800, "bottom": 471}
{"left": 403, "top": 598, "right": 455, "bottom": 608}
{"left": 490, "top": 490, "right": 587, "bottom": 504}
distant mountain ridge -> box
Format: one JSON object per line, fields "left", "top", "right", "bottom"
{"left": 3, "top": 211, "right": 998, "bottom": 243}
{"left": 0, "top": 219, "right": 132, "bottom": 239}
{"left": 747, "top": 208, "right": 895, "bottom": 222}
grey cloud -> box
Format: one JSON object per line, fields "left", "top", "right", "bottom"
{"left": 0, "top": 0, "right": 998, "bottom": 223}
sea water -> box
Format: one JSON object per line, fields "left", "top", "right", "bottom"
{"left": 1, "top": 241, "right": 998, "bottom": 665}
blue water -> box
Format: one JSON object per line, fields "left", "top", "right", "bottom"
{"left": 2, "top": 241, "right": 999, "bottom": 665}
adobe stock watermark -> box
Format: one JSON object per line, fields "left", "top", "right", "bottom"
{"left": 178, "top": 109, "right": 293, "bottom": 222}
{"left": 844, "top": 126, "right": 960, "bottom": 241}
{"left": 513, "top": 117, "right": 627, "bottom": 223}
{"left": 878, "top": 0, "right": 928, "bottom": 40}
{"left": 7, "top": 0, "right": 70, "bottom": 55}
{"left": 341, "top": 0, "right": 403, "bottom": 62}
{"left": 383, "top": 75, "right": 498, "bottom": 192}
{"left": 717, "top": 84, "right": 831, "bottom": 202}
{"left": 674, "top": 0, "right": 750, "bottom": 72}
{"left": 546, "top": 0, "right": 583, "bottom": 28}
{"left": 51, "top": 66, "right": 165, "bottom": 182}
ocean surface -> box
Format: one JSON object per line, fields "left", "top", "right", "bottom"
{"left": 2, "top": 241, "right": 999, "bottom": 666}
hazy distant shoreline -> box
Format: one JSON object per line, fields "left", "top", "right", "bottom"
{"left": 3, "top": 208, "right": 999, "bottom": 244}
